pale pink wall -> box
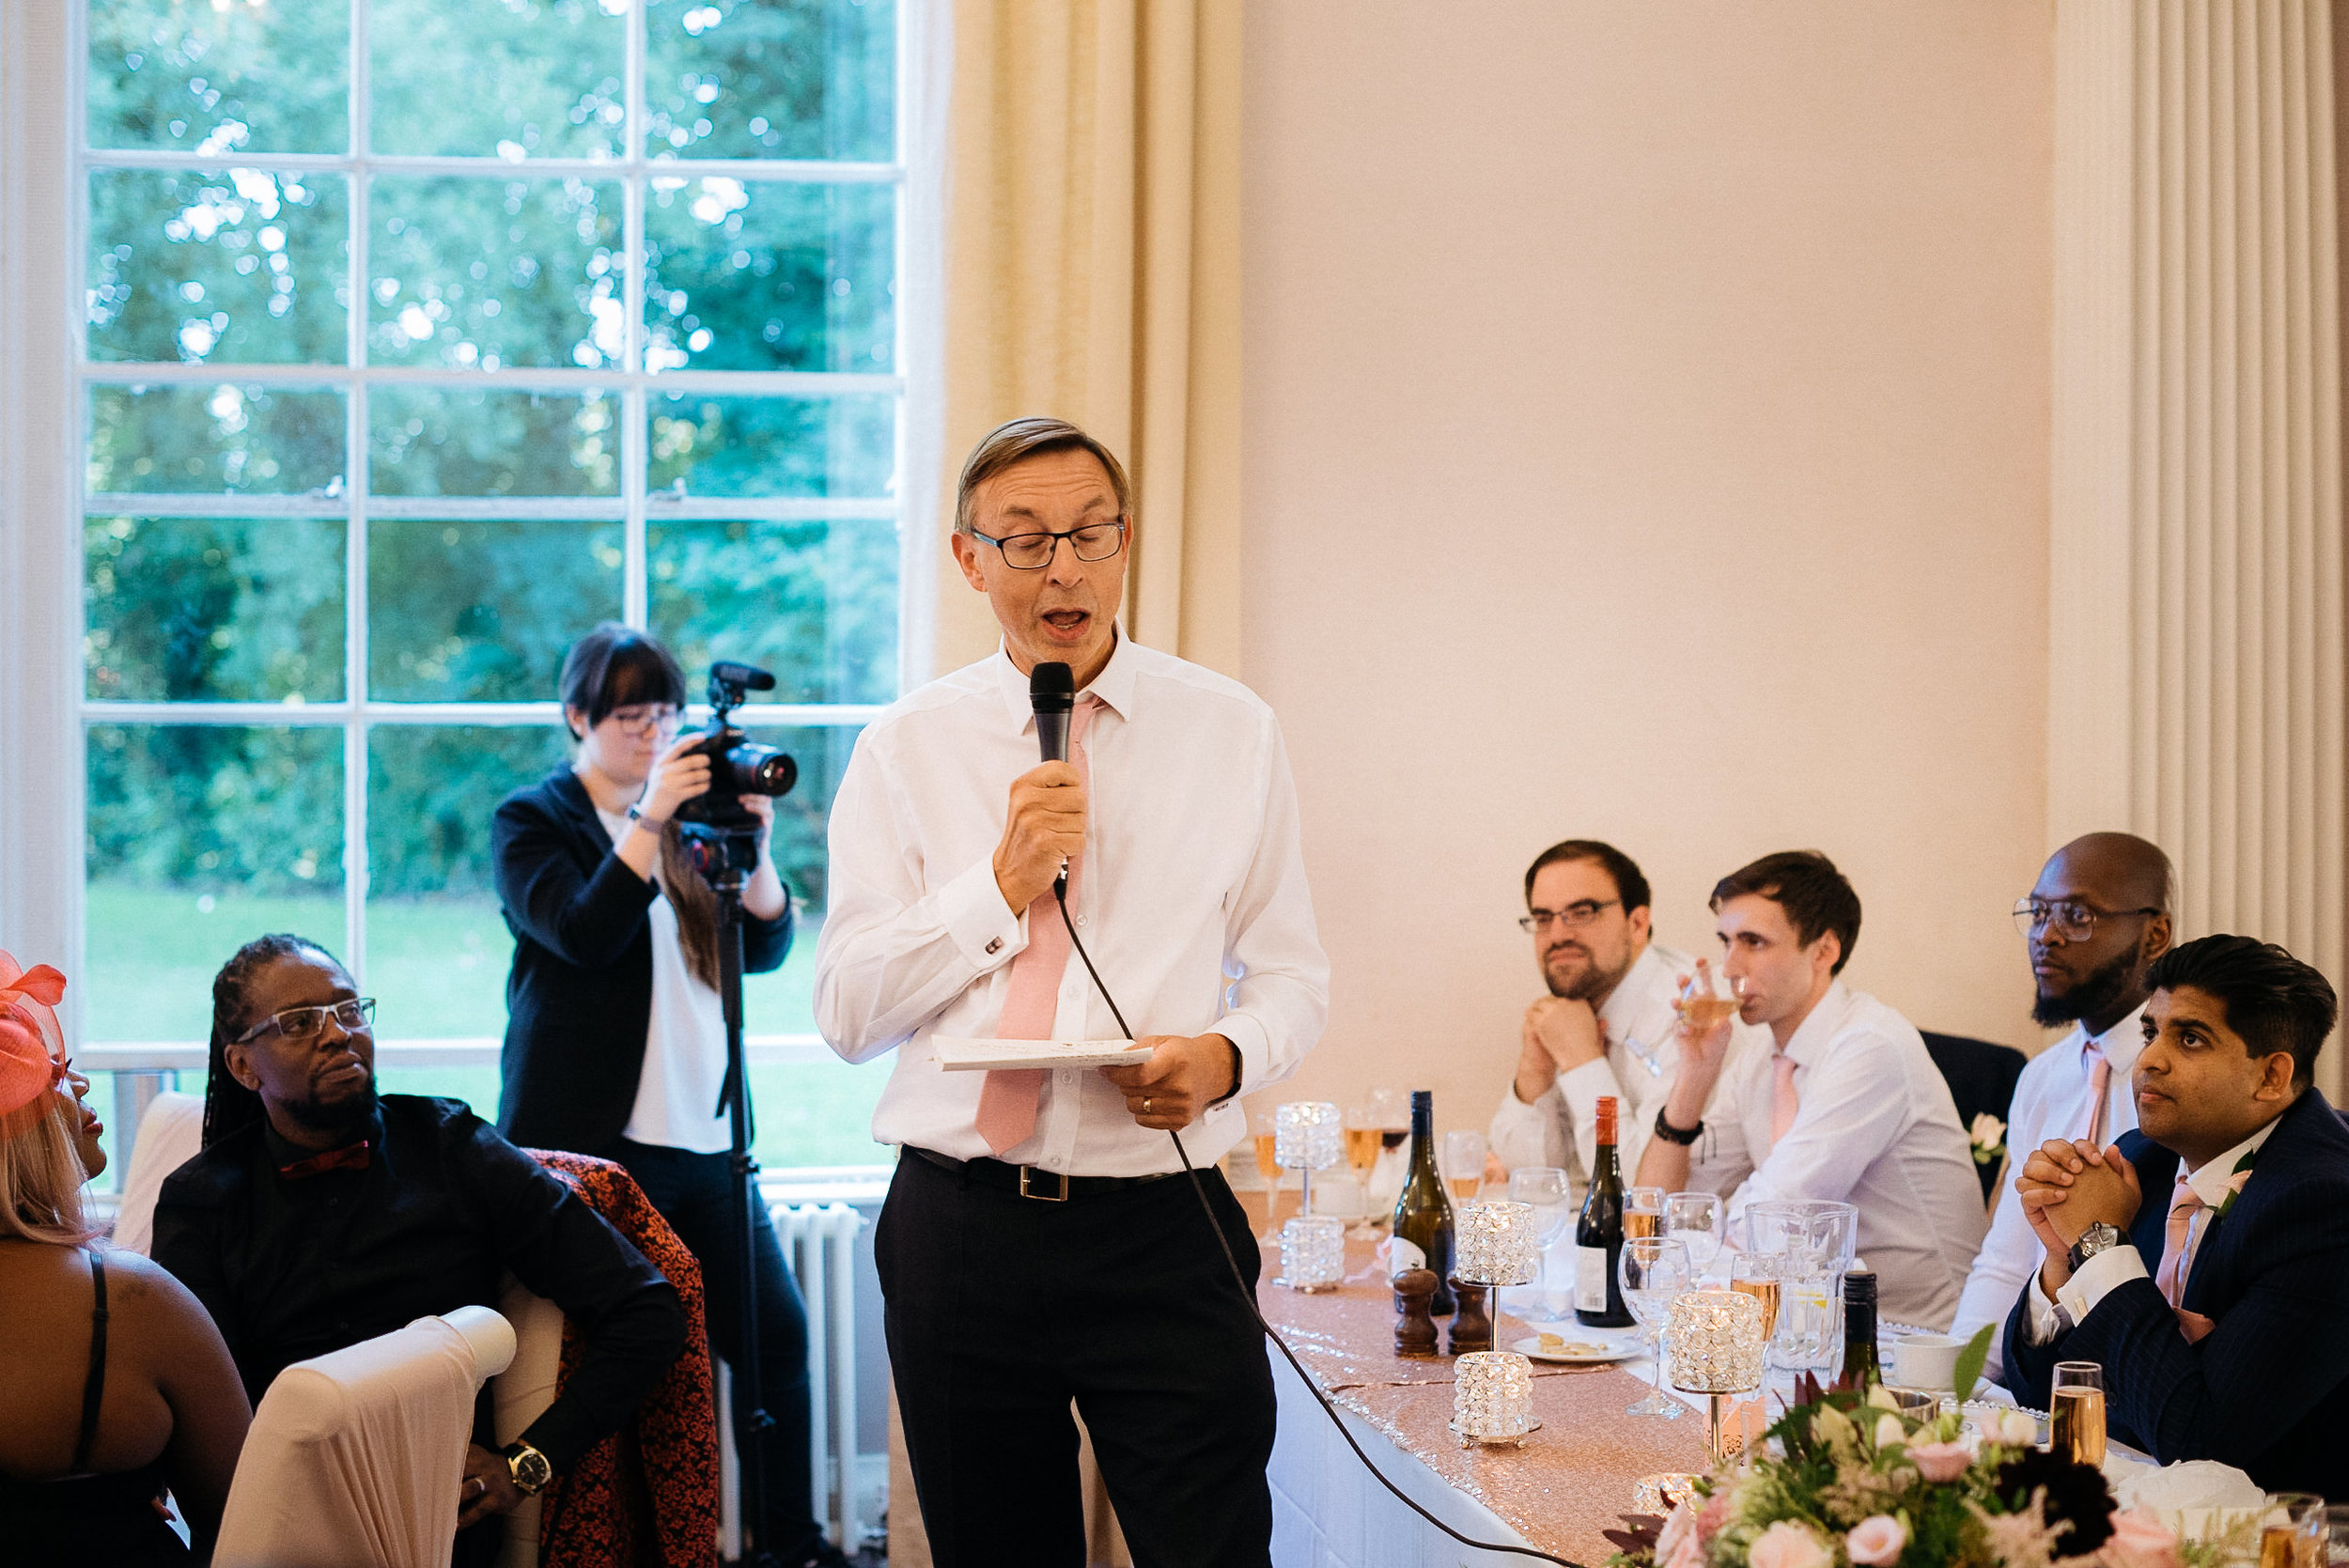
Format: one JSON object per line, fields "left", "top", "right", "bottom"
{"left": 1240, "top": 3, "right": 2057, "bottom": 1131}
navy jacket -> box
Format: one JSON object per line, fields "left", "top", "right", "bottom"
{"left": 492, "top": 768, "right": 791, "bottom": 1157}
{"left": 2003, "top": 1088, "right": 2349, "bottom": 1496}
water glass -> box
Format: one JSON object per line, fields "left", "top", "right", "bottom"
{"left": 1619, "top": 1235, "right": 1692, "bottom": 1419}
{"left": 1742, "top": 1200, "right": 1858, "bottom": 1373}
{"left": 1663, "top": 1191, "right": 1723, "bottom": 1278}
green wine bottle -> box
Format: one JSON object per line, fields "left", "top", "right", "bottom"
{"left": 1575, "top": 1095, "right": 1633, "bottom": 1327}
{"left": 1389, "top": 1090, "right": 1457, "bottom": 1314}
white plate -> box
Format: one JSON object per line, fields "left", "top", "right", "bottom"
{"left": 1510, "top": 1333, "right": 1640, "bottom": 1365}
{"left": 932, "top": 1035, "right": 1151, "bottom": 1071}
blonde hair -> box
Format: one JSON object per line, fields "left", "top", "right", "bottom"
{"left": 0, "top": 1090, "right": 95, "bottom": 1246}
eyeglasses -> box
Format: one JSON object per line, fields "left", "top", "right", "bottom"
{"left": 967, "top": 519, "right": 1128, "bottom": 570}
{"left": 2012, "top": 899, "right": 2162, "bottom": 942}
{"left": 236, "top": 997, "right": 377, "bottom": 1046}
{"left": 605, "top": 704, "right": 682, "bottom": 737}
{"left": 1518, "top": 899, "right": 1622, "bottom": 934}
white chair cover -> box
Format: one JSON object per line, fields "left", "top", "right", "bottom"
{"left": 111, "top": 1090, "right": 203, "bottom": 1256}
{"left": 215, "top": 1307, "right": 517, "bottom": 1568}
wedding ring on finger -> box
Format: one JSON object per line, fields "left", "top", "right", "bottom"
{"left": 1143, "top": 1096, "right": 1154, "bottom": 1113}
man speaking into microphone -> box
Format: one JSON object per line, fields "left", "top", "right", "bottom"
{"left": 815, "top": 417, "right": 1329, "bottom": 1566}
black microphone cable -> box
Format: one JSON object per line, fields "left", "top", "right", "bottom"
{"left": 1050, "top": 882, "right": 1583, "bottom": 1568}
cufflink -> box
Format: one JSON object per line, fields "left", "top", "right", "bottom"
{"left": 986, "top": 937, "right": 1003, "bottom": 955}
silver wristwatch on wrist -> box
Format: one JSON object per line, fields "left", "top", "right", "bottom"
{"left": 2066, "top": 1220, "right": 2124, "bottom": 1274}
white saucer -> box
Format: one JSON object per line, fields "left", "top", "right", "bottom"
{"left": 1510, "top": 1333, "right": 1639, "bottom": 1365}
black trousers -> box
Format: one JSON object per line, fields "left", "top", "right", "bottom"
{"left": 614, "top": 1140, "right": 822, "bottom": 1558}
{"left": 876, "top": 1152, "right": 1277, "bottom": 1568}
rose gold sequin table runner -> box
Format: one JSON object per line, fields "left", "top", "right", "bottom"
{"left": 1262, "top": 1240, "right": 1710, "bottom": 1566}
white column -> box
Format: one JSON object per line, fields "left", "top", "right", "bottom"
{"left": 2051, "top": 0, "right": 2346, "bottom": 1079}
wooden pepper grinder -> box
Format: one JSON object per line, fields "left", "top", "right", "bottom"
{"left": 1392, "top": 1267, "right": 1439, "bottom": 1358}
{"left": 1446, "top": 1278, "right": 1492, "bottom": 1356}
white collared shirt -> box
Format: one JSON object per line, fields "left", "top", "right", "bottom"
{"left": 814, "top": 632, "right": 1330, "bottom": 1176}
{"left": 2022, "top": 1114, "right": 2281, "bottom": 1344}
{"left": 1952, "top": 1004, "right": 2146, "bottom": 1378}
{"left": 1716, "top": 981, "right": 1989, "bottom": 1329}
{"left": 1487, "top": 941, "right": 1761, "bottom": 1203}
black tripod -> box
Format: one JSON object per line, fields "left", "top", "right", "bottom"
{"left": 685, "top": 821, "right": 779, "bottom": 1568}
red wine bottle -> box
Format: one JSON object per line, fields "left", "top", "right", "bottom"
{"left": 1575, "top": 1095, "right": 1633, "bottom": 1327}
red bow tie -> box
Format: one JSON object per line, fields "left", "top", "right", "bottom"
{"left": 278, "top": 1141, "right": 371, "bottom": 1180}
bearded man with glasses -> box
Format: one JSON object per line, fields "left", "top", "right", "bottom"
{"left": 1488, "top": 839, "right": 1759, "bottom": 1203}
{"left": 1951, "top": 831, "right": 2174, "bottom": 1383}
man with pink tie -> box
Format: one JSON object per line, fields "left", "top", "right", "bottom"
{"left": 2004, "top": 935, "right": 2349, "bottom": 1496}
{"left": 814, "top": 417, "right": 1329, "bottom": 1568}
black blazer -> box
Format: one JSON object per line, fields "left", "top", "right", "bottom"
{"left": 2003, "top": 1088, "right": 2349, "bottom": 1496}
{"left": 492, "top": 768, "right": 792, "bottom": 1157}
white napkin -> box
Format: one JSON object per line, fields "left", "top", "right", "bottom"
{"left": 2104, "top": 1457, "right": 2266, "bottom": 1541}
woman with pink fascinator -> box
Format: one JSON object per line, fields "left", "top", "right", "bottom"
{"left": 0, "top": 951, "right": 251, "bottom": 1563}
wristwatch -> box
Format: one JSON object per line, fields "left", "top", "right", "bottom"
{"left": 2066, "top": 1221, "right": 2124, "bottom": 1274}
{"left": 501, "top": 1439, "right": 553, "bottom": 1496}
{"left": 625, "top": 801, "right": 665, "bottom": 830}
{"left": 1652, "top": 1107, "right": 1703, "bottom": 1146}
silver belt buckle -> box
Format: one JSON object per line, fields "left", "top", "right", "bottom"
{"left": 1018, "top": 1166, "right": 1069, "bottom": 1203}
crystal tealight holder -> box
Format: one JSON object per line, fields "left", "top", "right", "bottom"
{"left": 1452, "top": 1350, "right": 1538, "bottom": 1447}
{"left": 1668, "top": 1290, "right": 1766, "bottom": 1468}
{"left": 1278, "top": 1216, "right": 1346, "bottom": 1292}
{"left": 1455, "top": 1201, "right": 1539, "bottom": 1286}
{"left": 1274, "top": 1100, "right": 1343, "bottom": 1216}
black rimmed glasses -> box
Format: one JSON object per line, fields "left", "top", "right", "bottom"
{"left": 967, "top": 518, "right": 1128, "bottom": 570}
{"left": 2012, "top": 899, "right": 2161, "bottom": 942}
{"left": 1517, "top": 899, "right": 1621, "bottom": 934}
{"left": 236, "top": 997, "right": 377, "bottom": 1046}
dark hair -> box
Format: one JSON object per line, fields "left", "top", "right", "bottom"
{"left": 955, "top": 416, "right": 1133, "bottom": 536}
{"left": 558, "top": 622, "right": 688, "bottom": 741}
{"left": 204, "top": 933, "right": 341, "bottom": 1148}
{"left": 1523, "top": 840, "right": 1652, "bottom": 916}
{"left": 2143, "top": 934, "right": 2338, "bottom": 1087}
{"left": 552, "top": 623, "right": 723, "bottom": 987}
{"left": 1711, "top": 850, "right": 1862, "bottom": 974}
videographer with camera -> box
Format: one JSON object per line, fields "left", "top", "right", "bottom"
{"left": 492, "top": 622, "right": 847, "bottom": 1568}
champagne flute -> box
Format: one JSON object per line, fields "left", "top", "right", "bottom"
{"left": 1441, "top": 1130, "right": 1487, "bottom": 1204}
{"left": 1344, "top": 1105, "right": 1385, "bottom": 1240}
{"left": 1251, "top": 1111, "right": 1282, "bottom": 1240}
{"left": 2051, "top": 1360, "right": 2106, "bottom": 1466}
{"left": 1663, "top": 1191, "right": 1724, "bottom": 1280}
{"left": 1626, "top": 1184, "right": 1665, "bottom": 1240}
{"left": 1618, "top": 1235, "right": 1691, "bottom": 1419}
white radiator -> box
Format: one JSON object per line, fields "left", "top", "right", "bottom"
{"left": 717, "top": 1198, "right": 869, "bottom": 1555}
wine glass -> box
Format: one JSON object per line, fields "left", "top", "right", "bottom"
{"left": 1440, "top": 1130, "right": 1486, "bottom": 1205}
{"left": 1507, "top": 1167, "right": 1573, "bottom": 1316}
{"left": 1344, "top": 1105, "right": 1385, "bottom": 1239}
{"left": 1626, "top": 1185, "right": 1665, "bottom": 1240}
{"left": 1250, "top": 1110, "right": 1281, "bottom": 1240}
{"left": 1663, "top": 1191, "right": 1723, "bottom": 1280}
{"left": 1619, "top": 1235, "right": 1692, "bottom": 1419}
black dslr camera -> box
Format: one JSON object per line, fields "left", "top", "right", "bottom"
{"left": 675, "top": 661, "right": 798, "bottom": 849}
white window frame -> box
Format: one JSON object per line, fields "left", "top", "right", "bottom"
{"left": 2, "top": 0, "right": 948, "bottom": 1104}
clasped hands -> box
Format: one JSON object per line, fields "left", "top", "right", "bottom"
{"left": 2015, "top": 1137, "right": 2143, "bottom": 1292}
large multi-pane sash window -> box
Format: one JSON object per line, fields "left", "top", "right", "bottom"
{"left": 77, "top": 0, "right": 904, "bottom": 1166}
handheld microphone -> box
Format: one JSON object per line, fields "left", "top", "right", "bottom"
{"left": 1031, "top": 661, "right": 1075, "bottom": 763}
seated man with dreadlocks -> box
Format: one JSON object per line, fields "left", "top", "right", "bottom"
{"left": 152, "top": 933, "right": 687, "bottom": 1556}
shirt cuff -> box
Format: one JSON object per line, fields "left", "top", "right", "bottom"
{"left": 2055, "top": 1243, "right": 2150, "bottom": 1325}
{"left": 1494, "top": 1082, "right": 1561, "bottom": 1126}
{"left": 937, "top": 858, "right": 1025, "bottom": 972}
{"left": 2023, "top": 1269, "right": 2069, "bottom": 1346}
{"left": 1215, "top": 1012, "right": 1273, "bottom": 1099}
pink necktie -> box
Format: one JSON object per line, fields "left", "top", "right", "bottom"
{"left": 1771, "top": 1050, "right": 1799, "bottom": 1146}
{"left": 2155, "top": 1173, "right": 2205, "bottom": 1309}
{"left": 972, "top": 695, "right": 1100, "bottom": 1157}
{"left": 2076, "top": 1044, "right": 2111, "bottom": 1146}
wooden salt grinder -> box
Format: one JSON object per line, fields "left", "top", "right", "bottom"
{"left": 1392, "top": 1267, "right": 1439, "bottom": 1358}
{"left": 1445, "top": 1279, "right": 1493, "bottom": 1356}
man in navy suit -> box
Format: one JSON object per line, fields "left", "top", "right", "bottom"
{"left": 2003, "top": 934, "right": 2349, "bottom": 1496}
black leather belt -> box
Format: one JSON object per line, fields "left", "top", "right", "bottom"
{"left": 907, "top": 1145, "right": 1180, "bottom": 1203}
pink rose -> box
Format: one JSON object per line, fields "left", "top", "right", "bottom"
{"left": 1845, "top": 1515, "right": 1907, "bottom": 1567}
{"left": 1749, "top": 1520, "right": 1832, "bottom": 1568}
{"left": 2102, "top": 1509, "right": 2185, "bottom": 1568}
{"left": 1908, "top": 1440, "right": 1972, "bottom": 1483}
{"left": 1656, "top": 1499, "right": 1697, "bottom": 1564}
{"left": 1664, "top": 1523, "right": 1706, "bottom": 1568}
{"left": 1697, "top": 1485, "right": 1737, "bottom": 1545}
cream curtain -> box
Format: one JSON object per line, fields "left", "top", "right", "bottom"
{"left": 2048, "top": 0, "right": 2346, "bottom": 1093}
{"left": 929, "top": 0, "right": 1244, "bottom": 678}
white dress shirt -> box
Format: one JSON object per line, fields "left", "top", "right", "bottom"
{"left": 2021, "top": 1114, "right": 2280, "bottom": 1343}
{"left": 1487, "top": 940, "right": 1761, "bottom": 1203}
{"left": 1951, "top": 1004, "right": 2146, "bottom": 1380}
{"left": 1716, "top": 982, "right": 1988, "bottom": 1329}
{"left": 814, "top": 633, "right": 1330, "bottom": 1176}
{"left": 595, "top": 806, "right": 731, "bottom": 1156}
